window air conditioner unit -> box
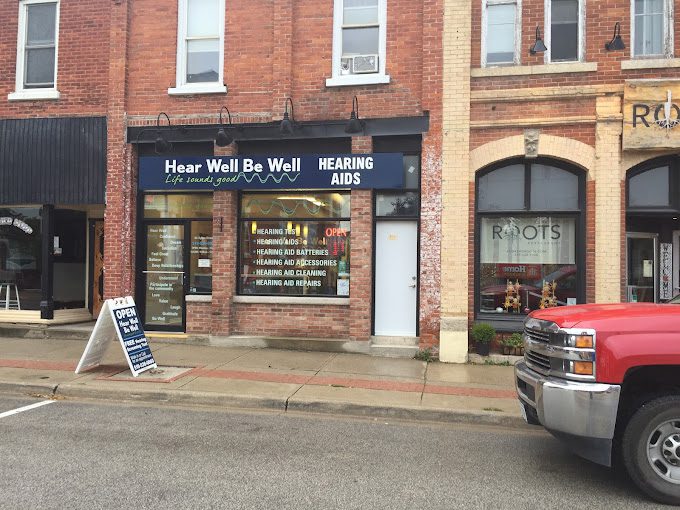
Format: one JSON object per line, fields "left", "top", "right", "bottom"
{"left": 351, "top": 54, "right": 379, "bottom": 74}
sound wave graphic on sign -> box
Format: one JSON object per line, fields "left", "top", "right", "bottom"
{"left": 235, "top": 173, "right": 301, "bottom": 184}
{"left": 245, "top": 199, "right": 324, "bottom": 216}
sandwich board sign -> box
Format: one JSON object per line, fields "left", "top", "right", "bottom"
{"left": 75, "top": 296, "right": 157, "bottom": 377}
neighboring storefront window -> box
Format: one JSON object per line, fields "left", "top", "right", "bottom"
{"left": 0, "top": 207, "right": 42, "bottom": 311}
{"left": 476, "top": 160, "right": 583, "bottom": 316}
{"left": 239, "top": 192, "right": 351, "bottom": 296}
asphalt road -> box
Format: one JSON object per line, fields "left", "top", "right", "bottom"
{"left": 0, "top": 396, "right": 668, "bottom": 509}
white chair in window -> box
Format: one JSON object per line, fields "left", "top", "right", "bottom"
{"left": 0, "top": 272, "right": 21, "bottom": 310}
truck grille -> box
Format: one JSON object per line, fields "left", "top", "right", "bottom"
{"left": 524, "top": 326, "right": 553, "bottom": 374}
{"left": 524, "top": 327, "right": 550, "bottom": 344}
{"left": 523, "top": 320, "right": 596, "bottom": 381}
{"left": 525, "top": 350, "right": 551, "bottom": 372}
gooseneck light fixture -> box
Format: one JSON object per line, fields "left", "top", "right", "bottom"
{"left": 529, "top": 26, "right": 547, "bottom": 55}
{"left": 344, "top": 96, "right": 365, "bottom": 135}
{"left": 605, "top": 22, "right": 625, "bottom": 51}
{"left": 215, "top": 106, "right": 234, "bottom": 147}
{"left": 154, "top": 112, "right": 172, "bottom": 154}
{"left": 280, "top": 98, "right": 297, "bottom": 135}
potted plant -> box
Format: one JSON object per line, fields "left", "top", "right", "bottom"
{"left": 471, "top": 323, "right": 495, "bottom": 356}
{"left": 501, "top": 332, "right": 524, "bottom": 356}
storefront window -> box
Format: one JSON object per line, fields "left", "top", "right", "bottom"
{"left": 628, "top": 165, "right": 671, "bottom": 208}
{"left": 239, "top": 192, "right": 350, "bottom": 296}
{"left": 0, "top": 207, "right": 42, "bottom": 310}
{"left": 143, "top": 193, "right": 212, "bottom": 219}
{"left": 476, "top": 161, "right": 583, "bottom": 316}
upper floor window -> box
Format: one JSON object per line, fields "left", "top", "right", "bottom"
{"left": 482, "top": 0, "right": 521, "bottom": 66}
{"left": 169, "top": 0, "right": 226, "bottom": 95}
{"left": 9, "top": 0, "right": 60, "bottom": 101}
{"left": 326, "top": 0, "right": 390, "bottom": 87}
{"left": 632, "top": 0, "right": 673, "bottom": 58}
{"left": 545, "top": 0, "right": 584, "bottom": 62}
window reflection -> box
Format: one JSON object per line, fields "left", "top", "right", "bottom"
{"left": 0, "top": 207, "right": 42, "bottom": 310}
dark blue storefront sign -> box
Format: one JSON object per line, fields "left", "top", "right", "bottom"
{"left": 139, "top": 153, "right": 404, "bottom": 190}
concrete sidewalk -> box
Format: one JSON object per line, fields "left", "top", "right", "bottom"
{"left": 0, "top": 335, "right": 524, "bottom": 427}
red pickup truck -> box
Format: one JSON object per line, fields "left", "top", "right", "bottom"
{"left": 515, "top": 301, "right": 680, "bottom": 505}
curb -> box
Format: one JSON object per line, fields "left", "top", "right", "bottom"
{"left": 0, "top": 379, "right": 526, "bottom": 428}
{"left": 286, "top": 398, "right": 526, "bottom": 427}
{"left": 0, "top": 381, "right": 58, "bottom": 397}
{"left": 55, "top": 383, "right": 289, "bottom": 412}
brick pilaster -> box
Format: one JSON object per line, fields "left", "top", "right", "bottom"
{"left": 439, "top": 0, "right": 471, "bottom": 361}
{"left": 271, "top": 0, "right": 293, "bottom": 117}
{"left": 210, "top": 143, "right": 238, "bottom": 335}
{"left": 594, "top": 96, "right": 624, "bottom": 303}
{"left": 104, "top": 0, "right": 134, "bottom": 299}
{"left": 349, "top": 136, "right": 373, "bottom": 341}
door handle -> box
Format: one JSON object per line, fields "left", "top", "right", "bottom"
{"left": 409, "top": 276, "right": 417, "bottom": 288}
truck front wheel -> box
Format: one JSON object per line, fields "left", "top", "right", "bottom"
{"left": 622, "top": 395, "right": 680, "bottom": 505}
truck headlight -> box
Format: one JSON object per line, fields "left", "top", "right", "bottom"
{"left": 567, "top": 334, "right": 593, "bottom": 349}
{"left": 571, "top": 361, "right": 594, "bottom": 376}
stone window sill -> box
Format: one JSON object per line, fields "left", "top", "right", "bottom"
{"left": 326, "top": 74, "right": 390, "bottom": 87}
{"left": 472, "top": 62, "right": 597, "bottom": 78}
{"left": 168, "top": 84, "right": 227, "bottom": 96}
{"left": 233, "top": 295, "right": 350, "bottom": 306}
{"left": 621, "top": 58, "right": 680, "bottom": 70}
{"left": 8, "top": 89, "right": 60, "bottom": 101}
{"left": 186, "top": 294, "right": 212, "bottom": 303}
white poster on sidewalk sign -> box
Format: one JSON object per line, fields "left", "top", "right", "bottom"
{"left": 75, "top": 296, "right": 157, "bottom": 377}
{"left": 660, "top": 243, "right": 673, "bottom": 300}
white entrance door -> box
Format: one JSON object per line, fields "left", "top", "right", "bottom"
{"left": 374, "top": 221, "right": 417, "bottom": 336}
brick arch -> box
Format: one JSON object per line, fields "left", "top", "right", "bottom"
{"left": 622, "top": 151, "right": 678, "bottom": 175}
{"left": 469, "top": 135, "right": 595, "bottom": 177}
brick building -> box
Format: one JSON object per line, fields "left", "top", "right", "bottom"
{"left": 0, "top": 0, "right": 109, "bottom": 324}
{"left": 440, "top": 0, "right": 680, "bottom": 362}
{"left": 0, "top": 0, "right": 444, "bottom": 355}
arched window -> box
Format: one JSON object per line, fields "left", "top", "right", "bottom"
{"left": 627, "top": 157, "right": 678, "bottom": 211}
{"left": 475, "top": 158, "right": 585, "bottom": 320}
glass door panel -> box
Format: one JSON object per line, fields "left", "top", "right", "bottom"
{"left": 143, "top": 224, "right": 185, "bottom": 329}
{"left": 189, "top": 221, "right": 212, "bottom": 294}
{"left": 627, "top": 234, "right": 657, "bottom": 303}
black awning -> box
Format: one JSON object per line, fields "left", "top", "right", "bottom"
{"left": 0, "top": 116, "right": 106, "bottom": 204}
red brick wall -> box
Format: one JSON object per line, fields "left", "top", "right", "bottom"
{"left": 0, "top": 0, "right": 110, "bottom": 118}
{"left": 471, "top": 0, "right": 680, "bottom": 90}
{"left": 232, "top": 303, "right": 350, "bottom": 338}
{"left": 186, "top": 301, "right": 212, "bottom": 334}
{"left": 471, "top": 125, "right": 596, "bottom": 151}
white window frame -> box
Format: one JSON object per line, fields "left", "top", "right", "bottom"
{"left": 9, "top": 0, "right": 60, "bottom": 101}
{"left": 544, "top": 0, "right": 585, "bottom": 63}
{"left": 168, "top": 0, "right": 227, "bottom": 96}
{"left": 326, "top": 0, "right": 390, "bottom": 87}
{"left": 481, "top": 0, "right": 522, "bottom": 67}
{"left": 631, "top": 0, "right": 674, "bottom": 59}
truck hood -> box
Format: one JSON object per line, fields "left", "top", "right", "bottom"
{"left": 529, "top": 303, "right": 680, "bottom": 330}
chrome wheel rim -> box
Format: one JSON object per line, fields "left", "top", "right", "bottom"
{"left": 647, "top": 419, "right": 680, "bottom": 485}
